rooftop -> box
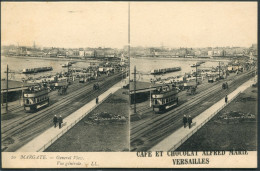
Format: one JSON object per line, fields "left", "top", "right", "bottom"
{"left": 1, "top": 80, "right": 35, "bottom": 92}
{"left": 129, "top": 81, "right": 163, "bottom": 94}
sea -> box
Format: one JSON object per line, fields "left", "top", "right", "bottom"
{"left": 1, "top": 56, "right": 99, "bottom": 81}
{"left": 1, "top": 56, "right": 230, "bottom": 82}
{"left": 130, "top": 57, "right": 229, "bottom": 82}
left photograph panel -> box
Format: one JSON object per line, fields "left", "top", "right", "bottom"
{"left": 1, "top": 2, "right": 130, "bottom": 152}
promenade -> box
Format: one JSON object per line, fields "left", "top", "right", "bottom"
{"left": 150, "top": 78, "right": 255, "bottom": 151}
{"left": 16, "top": 78, "right": 128, "bottom": 152}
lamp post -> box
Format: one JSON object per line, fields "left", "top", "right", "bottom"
{"left": 218, "top": 61, "right": 221, "bottom": 80}
{"left": 150, "top": 85, "right": 152, "bottom": 107}
{"left": 195, "top": 63, "right": 198, "bottom": 85}
{"left": 21, "top": 85, "right": 24, "bottom": 106}
{"left": 134, "top": 66, "right": 136, "bottom": 114}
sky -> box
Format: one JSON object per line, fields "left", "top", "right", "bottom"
{"left": 2, "top": 2, "right": 128, "bottom": 48}
{"left": 131, "top": 2, "right": 257, "bottom": 48}
{"left": 2, "top": 2, "right": 257, "bottom": 48}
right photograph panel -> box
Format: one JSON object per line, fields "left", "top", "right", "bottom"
{"left": 130, "top": 2, "right": 257, "bottom": 152}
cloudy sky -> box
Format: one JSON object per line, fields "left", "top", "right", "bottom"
{"left": 2, "top": 2, "right": 128, "bottom": 48}
{"left": 131, "top": 2, "right": 257, "bottom": 48}
{"left": 2, "top": 2, "right": 257, "bottom": 48}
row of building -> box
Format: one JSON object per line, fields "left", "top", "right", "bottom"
{"left": 1, "top": 46, "right": 125, "bottom": 59}
{"left": 130, "top": 44, "right": 257, "bottom": 58}
{"left": 2, "top": 44, "right": 257, "bottom": 59}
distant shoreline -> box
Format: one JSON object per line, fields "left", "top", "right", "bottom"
{"left": 2, "top": 55, "right": 119, "bottom": 63}
{"left": 131, "top": 56, "right": 232, "bottom": 62}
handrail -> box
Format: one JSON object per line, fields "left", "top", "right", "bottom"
{"left": 169, "top": 91, "right": 241, "bottom": 152}
{"left": 37, "top": 93, "right": 112, "bottom": 152}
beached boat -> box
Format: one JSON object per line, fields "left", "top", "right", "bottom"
{"left": 151, "top": 67, "right": 181, "bottom": 75}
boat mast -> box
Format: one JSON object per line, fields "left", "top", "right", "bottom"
{"left": 219, "top": 61, "right": 221, "bottom": 80}
{"left": 195, "top": 64, "right": 197, "bottom": 85}
{"left": 129, "top": 2, "right": 134, "bottom": 115}
{"left": 67, "top": 63, "right": 70, "bottom": 82}
{"left": 128, "top": 2, "right": 131, "bottom": 88}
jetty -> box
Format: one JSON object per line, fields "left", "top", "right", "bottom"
{"left": 22, "top": 67, "right": 53, "bottom": 74}
{"left": 151, "top": 67, "right": 181, "bottom": 75}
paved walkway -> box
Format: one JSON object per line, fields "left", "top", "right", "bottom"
{"left": 16, "top": 78, "right": 128, "bottom": 152}
{"left": 150, "top": 78, "right": 255, "bottom": 151}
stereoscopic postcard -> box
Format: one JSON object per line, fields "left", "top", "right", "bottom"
{"left": 1, "top": 1, "right": 257, "bottom": 168}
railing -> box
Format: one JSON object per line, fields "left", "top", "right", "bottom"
{"left": 168, "top": 91, "right": 241, "bottom": 152}
{"left": 37, "top": 93, "right": 112, "bottom": 152}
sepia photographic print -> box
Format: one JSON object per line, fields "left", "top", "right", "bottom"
{"left": 1, "top": 1, "right": 258, "bottom": 168}
{"left": 1, "top": 2, "right": 130, "bottom": 153}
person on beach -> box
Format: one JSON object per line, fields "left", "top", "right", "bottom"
{"left": 53, "top": 115, "right": 58, "bottom": 128}
{"left": 183, "top": 115, "right": 187, "bottom": 128}
{"left": 188, "top": 115, "right": 192, "bottom": 129}
{"left": 225, "top": 95, "right": 228, "bottom": 103}
{"left": 96, "top": 96, "right": 99, "bottom": 104}
{"left": 58, "top": 115, "right": 63, "bottom": 129}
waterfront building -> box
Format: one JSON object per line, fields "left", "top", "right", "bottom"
{"left": 105, "top": 54, "right": 115, "bottom": 58}
{"left": 194, "top": 50, "right": 201, "bottom": 57}
{"left": 57, "top": 49, "right": 66, "bottom": 58}
{"left": 50, "top": 48, "right": 59, "bottom": 57}
{"left": 186, "top": 55, "right": 195, "bottom": 58}
{"left": 7, "top": 48, "right": 17, "bottom": 56}
{"left": 73, "top": 49, "right": 80, "bottom": 56}
{"left": 66, "top": 49, "right": 74, "bottom": 57}
{"left": 79, "top": 48, "right": 85, "bottom": 57}
{"left": 94, "top": 49, "right": 105, "bottom": 58}
{"left": 208, "top": 50, "right": 213, "bottom": 57}
{"left": 251, "top": 44, "right": 257, "bottom": 49}
{"left": 84, "top": 50, "right": 94, "bottom": 57}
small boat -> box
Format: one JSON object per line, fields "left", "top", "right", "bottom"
{"left": 191, "top": 61, "right": 205, "bottom": 67}
{"left": 62, "top": 62, "right": 72, "bottom": 67}
{"left": 190, "top": 64, "right": 199, "bottom": 67}
{"left": 197, "top": 61, "right": 205, "bottom": 65}
{"left": 69, "top": 61, "right": 77, "bottom": 64}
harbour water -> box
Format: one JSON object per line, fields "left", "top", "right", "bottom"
{"left": 1, "top": 56, "right": 99, "bottom": 81}
{"left": 130, "top": 57, "right": 229, "bottom": 82}
{"left": 2, "top": 56, "right": 230, "bottom": 82}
